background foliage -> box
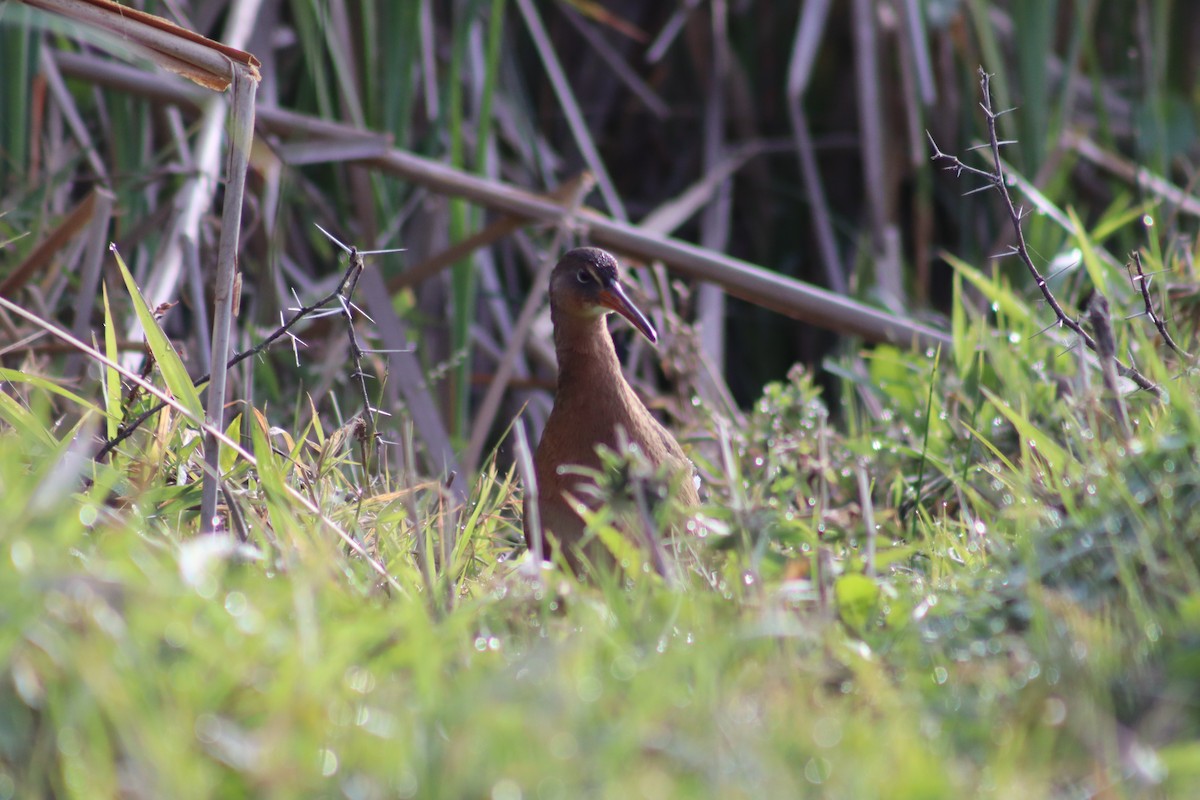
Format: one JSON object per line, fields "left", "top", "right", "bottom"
{"left": 3, "top": 0, "right": 1200, "bottom": 797}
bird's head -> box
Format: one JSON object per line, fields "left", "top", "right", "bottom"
{"left": 548, "top": 247, "right": 658, "bottom": 344}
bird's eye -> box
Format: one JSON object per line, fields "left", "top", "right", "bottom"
{"left": 576, "top": 269, "right": 591, "bottom": 284}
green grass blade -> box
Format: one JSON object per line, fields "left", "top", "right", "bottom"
{"left": 1067, "top": 205, "right": 1110, "bottom": 296}
{"left": 101, "top": 281, "right": 122, "bottom": 440}
{"left": 941, "top": 251, "right": 1032, "bottom": 325}
{"left": 0, "top": 368, "right": 104, "bottom": 417}
{"left": 0, "top": 390, "right": 57, "bottom": 447}
{"left": 981, "top": 387, "right": 1071, "bottom": 477}
{"left": 110, "top": 243, "right": 204, "bottom": 420}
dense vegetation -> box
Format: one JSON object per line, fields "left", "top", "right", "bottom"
{"left": 3, "top": 1, "right": 1200, "bottom": 797}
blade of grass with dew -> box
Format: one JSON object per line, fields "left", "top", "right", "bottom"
{"left": 1143, "top": 211, "right": 1166, "bottom": 269}
{"left": 981, "top": 387, "right": 1072, "bottom": 479}
{"left": 951, "top": 270, "right": 973, "bottom": 374}
{"left": 220, "top": 413, "right": 243, "bottom": 474}
{"left": 0, "top": 367, "right": 105, "bottom": 418}
{"left": 908, "top": 346, "right": 940, "bottom": 539}
{"left": 101, "top": 281, "right": 123, "bottom": 439}
{"left": 0, "top": 389, "right": 58, "bottom": 448}
{"left": 1092, "top": 194, "right": 1155, "bottom": 244}
{"left": 250, "top": 403, "right": 307, "bottom": 549}
{"left": 112, "top": 243, "right": 204, "bottom": 419}
{"left": 1066, "top": 206, "right": 1112, "bottom": 296}
{"left": 941, "top": 251, "right": 1032, "bottom": 326}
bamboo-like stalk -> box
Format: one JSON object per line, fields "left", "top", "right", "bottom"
{"left": 24, "top": 0, "right": 266, "bottom": 531}
{"left": 26, "top": 0, "right": 266, "bottom": 531}
{"left": 200, "top": 63, "right": 259, "bottom": 533}
{"left": 53, "top": 50, "right": 950, "bottom": 350}
{"left": 369, "top": 147, "right": 951, "bottom": 349}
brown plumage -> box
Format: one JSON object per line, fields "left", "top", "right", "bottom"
{"left": 524, "top": 247, "right": 700, "bottom": 570}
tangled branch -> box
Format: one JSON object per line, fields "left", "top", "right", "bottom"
{"left": 928, "top": 68, "right": 1162, "bottom": 399}
{"left": 96, "top": 232, "right": 386, "bottom": 461}
{"left": 1128, "top": 251, "right": 1194, "bottom": 364}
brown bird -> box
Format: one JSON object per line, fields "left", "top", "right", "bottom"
{"left": 524, "top": 247, "right": 700, "bottom": 572}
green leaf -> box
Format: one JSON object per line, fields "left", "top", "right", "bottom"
{"left": 866, "top": 346, "right": 919, "bottom": 413}
{"left": 110, "top": 243, "right": 204, "bottom": 420}
{"left": 836, "top": 573, "right": 880, "bottom": 633}
{"left": 220, "top": 413, "right": 242, "bottom": 474}
{"left": 951, "top": 270, "right": 972, "bottom": 374}
{"left": 1092, "top": 195, "right": 1155, "bottom": 243}
{"left": 250, "top": 406, "right": 294, "bottom": 537}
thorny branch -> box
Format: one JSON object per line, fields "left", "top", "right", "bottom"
{"left": 96, "top": 237, "right": 384, "bottom": 461}
{"left": 928, "top": 68, "right": 1162, "bottom": 399}
{"left": 1129, "top": 251, "right": 1194, "bottom": 364}
{"left": 336, "top": 246, "right": 384, "bottom": 472}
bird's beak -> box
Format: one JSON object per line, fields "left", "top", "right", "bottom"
{"left": 598, "top": 281, "right": 658, "bottom": 344}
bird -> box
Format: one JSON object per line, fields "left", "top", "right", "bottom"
{"left": 524, "top": 247, "right": 700, "bottom": 572}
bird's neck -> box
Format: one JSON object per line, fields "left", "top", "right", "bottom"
{"left": 552, "top": 311, "right": 629, "bottom": 398}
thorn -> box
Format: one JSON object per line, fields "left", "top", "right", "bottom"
{"left": 315, "top": 223, "right": 351, "bottom": 253}
{"left": 1032, "top": 319, "right": 1061, "bottom": 339}
{"left": 1045, "top": 263, "right": 1077, "bottom": 281}
{"left": 358, "top": 247, "right": 407, "bottom": 255}
{"left": 1055, "top": 342, "right": 1080, "bottom": 359}
{"left": 925, "top": 130, "right": 943, "bottom": 157}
